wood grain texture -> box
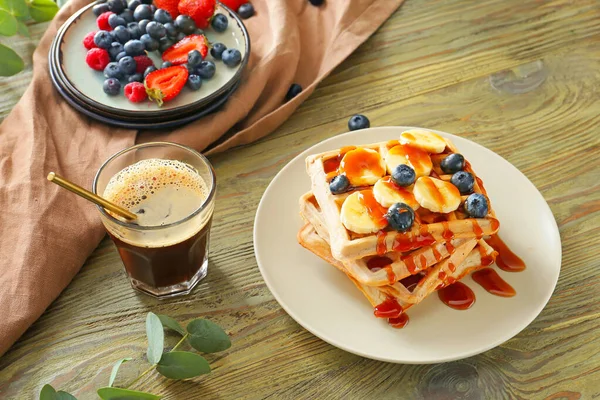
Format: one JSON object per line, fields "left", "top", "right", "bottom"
{"left": 1, "top": 0, "right": 599, "bottom": 399}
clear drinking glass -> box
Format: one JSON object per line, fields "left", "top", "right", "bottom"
{"left": 93, "top": 142, "right": 216, "bottom": 298}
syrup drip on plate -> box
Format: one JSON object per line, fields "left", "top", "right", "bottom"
{"left": 374, "top": 297, "right": 403, "bottom": 319}
{"left": 388, "top": 314, "right": 409, "bottom": 328}
{"left": 485, "top": 235, "right": 526, "bottom": 272}
{"left": 437, "top": 282, "right": 476, "bottom": 310}
{"left": 472, "top": 268, "right": 516, "bottom": 297}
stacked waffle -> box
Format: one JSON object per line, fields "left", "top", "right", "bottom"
{"left": 297, "top": 129, "right": 500, "bottom": 328}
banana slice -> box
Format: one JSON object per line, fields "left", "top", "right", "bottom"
{"left": 341, "top": 191, "right": 388, "bottom": 234}
{"left": 385, "top": 144, "right": 432, "bottom": 177}
{"left": 339, "top": 148, "right": 386, "bottom": 186}
{"left": 373, "top": 177, "right": 420, "bottom": 209}
{"left": 413, "top": 176, "right": 461, "bottom": 213}
{"left": 400, "top": 129, "right": 447, "bottom": 154}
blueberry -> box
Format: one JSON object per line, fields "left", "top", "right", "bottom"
{"left": 103, "top": 78, "right": 121, "bottom": 95}
{"left": 143, "top": 65, "right": 157, "bottom": 78}
{"left": 164, "top": 22, "right": 178, "bottom": 38}
{"left": 180, "top": 63, "right": 190, "bottom": 72}
{"left": 238, "top": 3, "right": 254, "bottom": 19}
{"left": 127, "top": 0, "right": 140, "bottom": 11}
{"left": 161, "top": 61, "right": 172, "bottom": 69}
{"left": 451, "top": 171, "right": 475, "bottom": 194}
{"left": 210, "top": 42, "right": 226, "bottom": 60}
{"left": 440, "top": 153, "right": 464, "bottom": 174}
{"left": 138, "top": 19, "right": 150, "bottom": 34}
{"left": 285, "top": 83, "right": 302, "bottom": 101}
{"left": 187, "top": 74, "right": 202, "bottom": 90}
{"left": 211, "top": 13, "right": 228, "bottom": 32}
{"left": 348, "top": 114, "right": 370, "bottom": 131}
{"left": 146, "top": 21, "right": 166, "bottom": 39}
{"left": 464, "top": 193, "right": 488, "bottom": 218}
{"left": 150, "top": 4, "right": 156, "bottom": 13}
{"left": 127, "top": 22, "right": 142, "bottom": 39}
{"left": 94, "top": 31, "right": 113, "bottom": 49}
{"left": 391, "top": 164, "right": 416, "bottom": 187}
{"left": 139, "top": 0, "right": 152, "bottom": 4}
{"left": 120, "top": 9, "right": 134, "bottom": 23}
{"left": 187, "top": 49, "right": 202, "bottom": 67}
{"left": 309, "top": 0, "right": 324, "bottom": 5}
{"left": 154, "top": 9, "right": 172, "bottom": 24}
{"left": 176, "top": 32, "right": 186, "bottom": 41}
{"left": 108, "top": 42, "right": 125, "bottom": 59}
{"left": 108, "top": 0, "right": 125, "bottom": 14}
{"left": 133, "top": 4, "right": 153, "bottom": 21}
{"left": 108, "top": 14, "right": 126, "bottom": 28}
{"left": 193, "top": 28, "right": 204, "bottom": 35}
{"left": 196, "top": 60, "right": 215, "bottom": 79}
{"left": 93, "top": 3, "right": 110, "bottom": 16}
{"left": 104, "top": 62, "right": 123, "bottom": 79}
{"left": 115, "top": 51, "right": 127, "bottom": 61}
{"left": 118, "top": 55, "right": 137, "bottom": 75}
{"left": 386, "top": 203, "right": 415, "bottom": 232}
{"left": 221, "top": 48, "right": 241, "bottom": 67}
{"left": 140, "top": 34, "right": 159, "bottom": 51}
{"left": 128, "top": 73, "right": 144, "bottom": 83}
{"left": 158, "top": 37, "right": 175, "bottom": 52}
{"left": 329, "top": 175, "right": 350, "bottom": 194}
{"left": 112, "top": 25, "right": 131, "bottom": 43}
{"left": 124, "top": 39, "right": 145, "bottom": 56}
{"left": 174, "top": 15, "right": 196, "bottom": 34}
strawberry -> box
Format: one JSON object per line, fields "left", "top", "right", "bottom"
{"left": 177, "top": 0, "right": 216, "bottom": 29}
{"left": 145, "top": 66, "right": 189, "bottom": 106}
{"left": 219, "top": 0, "right": 246, "bottom": 12}
{"left": 97, "top": 11, "right": 114, "bottom": 31}
{"left": 155, "top": 0, "right": 180, "bottom": 19}
{"left": 85, "top": 48, "right": 110, "bottom": 71}
{"left": 124, "top": 82, "right": 148, "bottom": 103}
{"left": 162, "top": 34, "right": 209, "bottom": 65}
{"left": 83, "top": 31, "right": 98, "bottom": 50}
{"left": 134, "top": 55, "right": 154, "bottom": 74}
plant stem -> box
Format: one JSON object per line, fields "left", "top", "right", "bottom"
{"left": 171, "top": 334, "right": 188, "bottom": 352}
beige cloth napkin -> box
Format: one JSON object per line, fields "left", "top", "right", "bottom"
{"left": 0, "top": 0, "right": 404, "bottom": 356}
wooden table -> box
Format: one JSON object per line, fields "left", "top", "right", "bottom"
{"left": 1, "top": 0, "right": 599, "bottom": 398}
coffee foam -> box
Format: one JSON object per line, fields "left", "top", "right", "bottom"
{"left": 103, "top": 159, "right": 208, "bottom": 211}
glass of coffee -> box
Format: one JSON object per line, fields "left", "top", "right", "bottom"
{"left": 93, "top": 142, "right": 215, "bottom": 298}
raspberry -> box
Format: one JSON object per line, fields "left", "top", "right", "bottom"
{"left": 83, "top": 31, "right": 98, "bottom": 50}
{"left": 97, "top": 11, "right": 114, "bottom": 31}
{"left": 124, "top": 82, "right": 147, "bottom": 103}
{"left": 134, "top": 55, "right": 154, "bottom": 74}
{"left": 85, "top": 48, "right": 110, "bottom": 71}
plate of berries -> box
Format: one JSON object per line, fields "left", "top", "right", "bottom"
{"left": 49, "top": 0, "right": 249, "bottom": 122}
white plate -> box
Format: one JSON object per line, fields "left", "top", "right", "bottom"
{"left": 254, "top": 127, "right": 561, "bottom": 364}
{"left": 57, "top": 3, "right": 247, "bottom": 113}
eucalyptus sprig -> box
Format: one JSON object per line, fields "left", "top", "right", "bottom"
{"left": 39, "top": 312, "right": 232, "bottom": 400}
{"left": 0, "top": 0, "right": 61, "bottom": 76}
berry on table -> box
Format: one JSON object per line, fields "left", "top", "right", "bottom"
{"left": 440, "top": 153, "right": 464, "bottom": 174}
{"left": 386, "top": 203, "right": 415, "bottom": 232}
{"left": 103, "top": 62, "right": 124, "bottom": 79}
{"left": 86, "top": 48, "right": 110, "bottom": 71}
{"left": 154, "top": 9, "right": 173, "bottom": 24}
{"left": 174, "top": 15, "right": 196, "bottom": 34}
{"left": 211, "top": 13, "right": 228, "bottom": 32}
{"left": 108, "top": 42, "right": 125, "bottom": 59}
{"left": 124, "top": 82, "right": 147, "bottom": 102}
{"left": 210, "top": 42, "right": 226, "bottom": 60}
{"left": 107, "top": 13, "right": 126, "bottom": 28}
{"left": 285, "top": 83, "right": 302, "bottom": 101}
{"left": 143, "top": 65, "right": 157, "bottom": 78}
{"left": 127, "top": 22, "right": 142, "bottom": 39}
{"left": 94, "top": 30, "right": 113, "bottom": 49}
{"left": 115, "top": 51, "right": 127, "bottom": 61}
{"left": 112, "top": 25, "right": 130, "bottom": 43}
{"left": 451, "top": 171, "right": 475, "bottom": 194}
{"left": 329, "top": 175, "right": 350, "bottom": 194}
{"left": 164, "top": 22, "right": 178, "bottom": 38}
{"left": 348, "top": 114, "right": 370, "bottom": 131}
{"left": 145, "top": 66, "right": 189, "bottom": 105}
{"left": 124, "top": 39, "right": 145, "bottom": 56}
{"left": 93, "top": 3, "right": 110, "bottom": 17}
{"left": 120, "top": 9, "right": 134, "bottom": 23}
{"left": 177, "top": 0, "right": 216, "bottom": 29}
{"left": 133, "top": 4, "right": 153, "bottom": 21}
{"left": 118, "top": 55, "right": 137, "bottom": 75}
{"left": 97, "top": 12, "right": 115, "bottom": 31}
{"left": 134, "top": 55, "right": 154, "bottom": 73}
{"left": 140, "top": 34, "right": 159, "bottom": 51}
{"left": 83, "top": 31, "right": 98, "bottom": 50}
{"left": 146, "top": 21, "right": 167, "bottom": 39}
{"left": 391, "top": 164, "right": 416, "bottom": 187}
{"left": 107, "top": 0, "right": 126, "bottom": 14}
{"left": 103, "top": 78, "right": 121, "bottom": 95}
{"left": 128, "top": 73, "right": 144, "bottom": 83}
{"left": 138, "top": 19, "right": 150, "bottom": 34}
{"left": 221, "top": 48, "right": 241, "bottom": 67}
{"left": 238, "top": 3, "right": 254, "bottom": 19}
{"left": 187, "top": 74, "right": 202, "bottom": 90}
{"left": 196, "top": 60, "right": 215, "bottom": 79}
{"left": 155, "top": 0, "right": 180, "bottom": 19}
{"left": 187, "top": 50, "right": 202, "bottom": 67}
{"left": 464, "top": 193, "right": 488, "bottom": 218}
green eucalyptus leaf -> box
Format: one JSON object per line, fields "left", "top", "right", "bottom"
{"left": 146, "top": 312, "right": 164, "bottom": 365}
{"left": 156, "top": 351, "right": 210, "bottom": 379}
{"left": 97, "top": 387, "right": 161, "bottom": 400}
{"left": 0, "top": 10, "right": 17, "bottom": 36}
{"left": 108, "top": 357, "right": 132, "bottom": 387}
{"left": 157, "top": 314, "right": 185, "bottom": 336}
{"left": 17, "top": 20, "right": 28, "bottom": 36}
{"left": 0, "top": 43, "right": 23, "bottom": 76}
{"left": 28, "top": 0, "right": 58, "bottom": 22}
{"left": 0, "top": 0, "right": 28, "bottom": 17}
{"left": 39, "top": 385, "right": 77, "bottom": 400}
{"left": 186, "top": 319, "right": 231, "bottom": 354}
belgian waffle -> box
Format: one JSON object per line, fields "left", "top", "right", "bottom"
{"left": 305, "top": 130, "right": 500, "bottom": 261}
